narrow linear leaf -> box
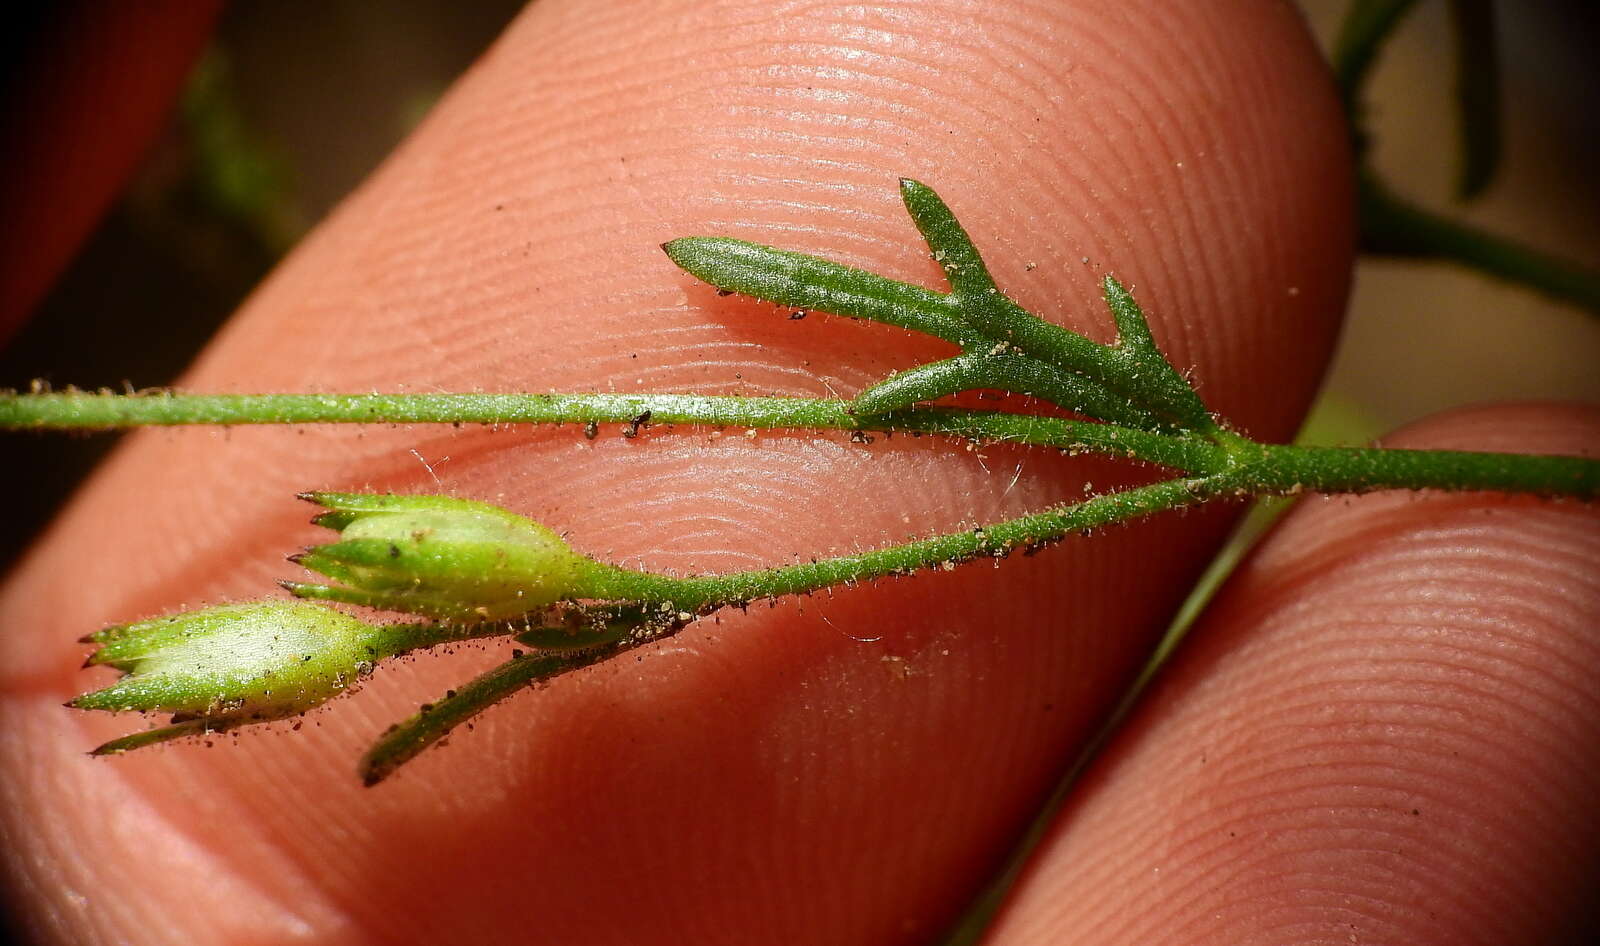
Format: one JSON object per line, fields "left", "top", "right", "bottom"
{"left": 1100, "top": 276, "right": 1158, "bottom": 353}
{"left": 984, "top": 354, "right": 1172, "bottom": 430}
{"left": 852, "top": 351, "right": 1165, "bottom": 430}
{"left": 893, "top": 181, "right": 1116, "bottom": 382}
{"left": 360, "top": 645, "right": 619, "bottom": 786}
{"left": 851, "top": 355, "right": 991, "bottom": 415}
{"left": 359, "top": 609, "right": 648, "bottom": 783}
{"left": 279, "top": 580, "right": 414, "bottom": 612}
{"left": 1098, "top": 277, "right": 1213, "bottom": 431}
{"left": 662, "top": 237, "right": 976, "bottom": 345}
{"left": 90, "top": 718, "right": 220, "bottom": 755}
{"left": 954, "top": 289, "right": 1114, "bottom": 386}
{"left": 898, "top": 178, "right": 999, "bottom": 299}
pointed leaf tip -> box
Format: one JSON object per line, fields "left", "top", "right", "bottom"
{"left": 1101, "top": 276, "right": 1155, "bottom": 351}
{"left": 89, "top": 719, "right": 216, "bottom": 755}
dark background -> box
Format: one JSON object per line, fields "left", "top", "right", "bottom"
{"left": 1, "top": 0, "right": 524, "bottom": 570}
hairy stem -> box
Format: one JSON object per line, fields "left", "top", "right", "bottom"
{"left": 1245, "top": 440, "right": 1599, "bottom": 498}
{"left": 0, "top": 390, "right": 1223, "bottom": 471}
{"left": 362, "top": 421, "right": 1597, "bottom": 784}
{"left": 571, "top": 437, "right": 1594, "bottom": 611}
{"left": 361, "top": 474, "right": 1243, "bottom": 782}
{"left": 362, "top": 626, "right": 639, "bottom": 785}
{"left": 366, "top": 619, "right": 540, "bottom": 661}
{"left": 9, "top": 389, "right": 1595, "bottom": 501}
{"left": 585, "top": 472, "right": 1250, "bottom": 610}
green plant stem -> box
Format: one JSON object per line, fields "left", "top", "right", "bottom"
{"left": 362, "top": 422, "right": 1598, "bottom": 784}
{"left": 571, "top": 439, "right": 1593, "bottom": 611}
{"left": 362, "top": 618, "right": 643, "bottom": 785}
{"left": 664, "top": 234, "right": 1210, "bottom": 432}
{"left": 0, "top": 388, "right": 1115, "bottom": 433}
{"left": 359, "top": 475, "right": 1245, "bottom": 783}
{"left": 581, "top": 473, "right": 1242, "bottom": 611}
{"left": 1360, "top": 175, "right": 1600, "bottom": 315}
{"left": 0, "top": 390, "right": 1220, "bottom": 470}
{"left": 1244, "top": 441, "right": 1599, "bottom": 498}
{"left": 367, "top": 619, "right": 537, "bottom": 661}
{"left": 8, "top": 389, "right": 1595, "bottom": 500}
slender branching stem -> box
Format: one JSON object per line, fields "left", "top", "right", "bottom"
{"left": 45, "top": 174, "right": 1600, "bottom": 786}
{"left": 581, "top": 472, "right": 1244, "bottom": 611}
{"left": 7, "top": 389, "right": 1593, "bottom": 501}
{"left": 361, "top": 473, "right": 1244, "bottom": 784}
{"left": 362, "top": 617, "right": 643, "bottom": 785}
{"left": 0, "top": 390, "right": 1222, "bottom": 470}
{"left": 1243, "top": 440, "right": 1599, "bottom": 498}
{"left": 366, "top": 619, "right": 544, "bottom": 661}
{"left": 365, "top": 420, "right": 1600, "bottom": 787}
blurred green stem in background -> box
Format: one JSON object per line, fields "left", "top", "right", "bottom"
{"left": 1334, "top": 0, "right": 1600, "bottom": 316}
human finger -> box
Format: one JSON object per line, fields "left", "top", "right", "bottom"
{"left": 0, "top": 2, "right": 1351, "bottom": 943}
{"left": 984, "top": 403, "right": 1600, "bottom": 945}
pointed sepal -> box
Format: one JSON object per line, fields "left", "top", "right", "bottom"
{"left": 295, "top": 492, "right": 607, "bottom": 621}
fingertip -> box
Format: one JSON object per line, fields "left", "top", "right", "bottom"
{"left": 1379, "top": 400, "right": 1600, "bottom": 456}
{"left": 4, "top": 2, "right": 1361, "bottom": 944}
{"left": 986, "top": 403, "right": 1600, "bottom": 945}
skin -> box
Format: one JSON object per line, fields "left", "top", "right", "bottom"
{"left": 0, "top": 1, "right": 1595, "bottom": 943}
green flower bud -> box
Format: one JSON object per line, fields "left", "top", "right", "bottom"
{"left": 286, "top": 492, "right": 601, "bottom": 620}
{"left": 71, "top": 601, "right": 383, "bottom": 721}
